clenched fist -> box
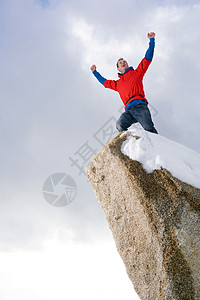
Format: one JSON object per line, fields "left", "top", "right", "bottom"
{"left": 147, "top": 32, "right": 156, "bottom": 39}
{"left": 90, "top": 65, "right": 96, "bottom": 72}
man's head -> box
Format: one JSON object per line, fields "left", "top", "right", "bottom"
{"left": 117, "top": 58, "right": 129, "bottom": 74}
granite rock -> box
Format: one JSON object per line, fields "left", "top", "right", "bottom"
{"left": 86, "top": 132, "right": 200, "bottom": 300}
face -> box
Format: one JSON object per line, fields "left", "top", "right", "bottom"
{"left": 117, "top": 59, "right": 129, "bottom": 74}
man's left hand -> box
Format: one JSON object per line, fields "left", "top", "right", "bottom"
{"left": 148, "top": 32, "right": 156, "bottom": 38}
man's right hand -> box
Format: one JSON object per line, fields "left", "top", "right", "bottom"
{"left": 90, "top": 65, "right": 96, "bottom": 72}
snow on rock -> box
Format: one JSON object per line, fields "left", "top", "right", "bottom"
{"left": 86, "top": 131, "right": 200, "bottom": 299}
{"left": 121, "top": 128, "right": 200, "bottom": 189}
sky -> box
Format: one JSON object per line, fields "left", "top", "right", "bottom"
{"left": 0, "top": 0, "right": 200, "bottom": 299}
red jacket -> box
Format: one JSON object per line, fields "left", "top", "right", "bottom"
{"left": 104, "top": 58, "right": 151, "bottom": 110}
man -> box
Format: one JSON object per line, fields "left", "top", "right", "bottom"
{"left": 90, "top": 32, "right": 158, "bottom": 134}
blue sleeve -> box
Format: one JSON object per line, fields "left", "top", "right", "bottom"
{"left": 93, "top": 70, "right": 107, "bottom": 85}
{"left": 145, "top": 38, "right": 155, "bottom": 61}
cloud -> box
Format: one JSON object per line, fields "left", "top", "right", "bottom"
{"left": 0, "top": 238, "right": 139, "bottom": 300}
{"left": 66, "top": 3, "right": 200, "bottom": 149}
{"left": 1, "top": 0, "right": 200, "bottom": 241}
{"left": 67, "top": 14, "right": 163, "bottom": 71}
{"left": 1, "top": 1, "right": 200, "bottom": 298}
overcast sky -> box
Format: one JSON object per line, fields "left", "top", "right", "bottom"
{"left": 1, "top": 0, "right": 200, "bottom": 299}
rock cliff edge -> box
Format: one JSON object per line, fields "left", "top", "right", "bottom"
{"left": 86, "top": 130, "right": 200, "bottom": 300}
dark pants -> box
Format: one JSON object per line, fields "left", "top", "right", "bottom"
{"left": 116, "top": 104, "right": 158, "bottom": 134}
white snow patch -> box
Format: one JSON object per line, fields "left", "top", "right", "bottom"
{"left": 121, "top": 128, "right": 200, "bottom": 189}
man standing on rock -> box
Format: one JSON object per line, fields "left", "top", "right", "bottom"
{"left": 90, "top": 32, "right": 158, "bottom": 134}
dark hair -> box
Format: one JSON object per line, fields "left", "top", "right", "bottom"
{"left": 116, "top": 58, "right": 124, "bottom": 68}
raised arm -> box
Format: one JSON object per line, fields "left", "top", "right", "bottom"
{"left": 90, "top": 65, "right": 107, "bottom": 85}
{"left": 134, "top": 32, "right": 156, "bottom": 75}
{"left": 145, "top": 32, "right": 156, "bottom": 61}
